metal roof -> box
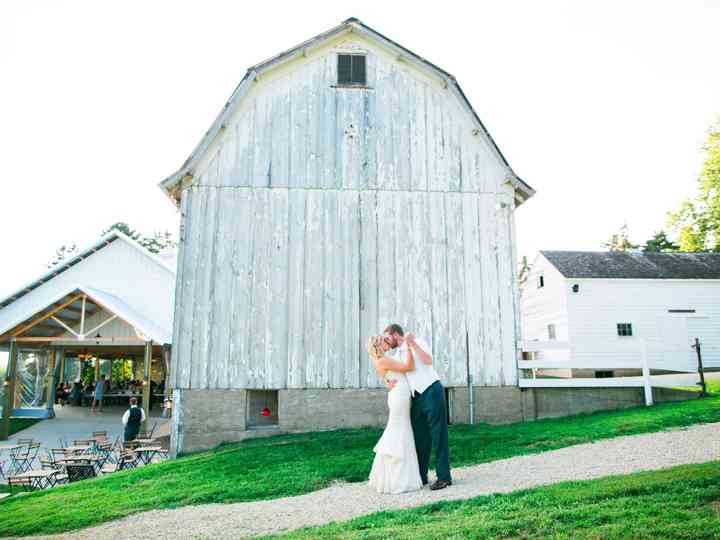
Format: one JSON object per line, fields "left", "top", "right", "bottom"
{"left": 158, "top": 17, "right": 534, "bottom": 205}
{"left": 541, "top": 251, "right": 720, "bottom": 280}
{"left": 0, "top": 231, "right": 175, "bottom": 312}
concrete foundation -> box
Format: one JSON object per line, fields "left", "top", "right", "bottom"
{"left": 170, "top": 385, "right": 699, "bottom": 455}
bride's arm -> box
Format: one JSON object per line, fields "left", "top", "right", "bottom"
{"left": 374, "top": 352, "right": 414, "bottom": 373}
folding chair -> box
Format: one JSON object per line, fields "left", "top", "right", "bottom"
{"left": 95, "top": 442, "right": 114, "bottom": 468}
{"left": 65, "top": 461, "right": 97, "bottom": 483}
{"left": 11, "top": 443, "right": 40, "bottom": 474}
{"left": 57, "top": 438, "right": 68, "bottom": 449}
{"left": 16, "top": 438, "right": 34, "bottom": 445}
{"left": 8, "top": 476, "right": 33, "bottom": 494}
{"left": 137, "top": 422, "right": 157, "bottom": 440}
{"left": 92, "top": 431, "right": 108, "bottom": 442}
{"left": 101, "top": 451, "right": 137, "bottom": 474}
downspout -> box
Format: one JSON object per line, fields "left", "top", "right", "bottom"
{"left": 466, "top": 331, "right": 474, "bottom": 425}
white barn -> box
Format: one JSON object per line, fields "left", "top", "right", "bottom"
{"left": 159, "top": 18, "right": 535, "bottom": 454}
{"left": 521, "top": 251, "right": 720, "bottom": 377}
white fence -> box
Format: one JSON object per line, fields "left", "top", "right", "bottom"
{"left": 518, "top": 339, "right": 706, "bottom": 406}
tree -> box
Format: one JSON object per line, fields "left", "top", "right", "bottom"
{"left": 668, "top": 119, "right": 720, "bottom": 252}
{"left": 47, "top": 244, "right": 79, "bottom": 268}
{"left": 642, "top": 230, "right": 679, "bottom": 252}
{"left": 602, "top": 223, "right": 638, "bottom": 252}
{"left": 48, "top": 222, "right": 176, "bottom": 267}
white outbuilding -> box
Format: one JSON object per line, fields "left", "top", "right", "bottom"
{"left": 521, "top": 251, "right": 720, "bottom": 378}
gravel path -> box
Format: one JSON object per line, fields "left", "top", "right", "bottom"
{"left": 18, "top": 422, "right": 720, "bottom": 540}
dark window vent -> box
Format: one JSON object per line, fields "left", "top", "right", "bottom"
{"left": 617, "top": 323, "right": 633, "bottom": 337}
{"left": 668, "top": 309, "right": 696, "bottom": 313}
{"left": 338, "top": 54, "right": 366, "bottom": 86}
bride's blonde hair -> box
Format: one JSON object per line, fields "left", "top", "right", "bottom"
{"left": 367, "top": 336, "right": 384, "bottom": 361}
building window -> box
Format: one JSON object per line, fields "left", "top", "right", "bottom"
{"left": 537, "top": 275, "right": 545, "bottom": 288}
{"left": 616, "top": 323, "right": 633, "bottom": 337}
{"left": 547, "top": 324, "right": 556, "bottom": 340}
{"left": 595, "top": 370, "right": 614, "bottom": 378}
{"left": 246, "top": 390, "right": 279, "bottom": 428}
{"left": 668, "top": 309, "right": 696, "bottom": 314}
{"left": 337, "top": 54, "right": 366, "bottom": 86}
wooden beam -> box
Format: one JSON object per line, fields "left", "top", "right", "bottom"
{"left": 10, "top": 294, "right": 84, "bottom": 337}
{"left": 14, "top": 336, "right": 146, "bottom": 343}
{"left": 46, "top": 349, "right": 57, "bottom": 410}
{"left": 142, "top": 341, "right": 152, "bottom": 431}
{"left": 1, "top": 340, "right": 18, "bottom": 440}
{"left": 80, "top": 296, "right": 87, "bottom": 336}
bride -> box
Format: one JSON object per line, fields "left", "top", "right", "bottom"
{"left": 367, "top": 336, "right": 423, "bottom": 494}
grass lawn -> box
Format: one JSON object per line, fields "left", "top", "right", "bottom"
{"left": 8, "top": 418, "right": 41, "bottom": 436}
{"left": 0, "top": 382, "right": 718, "bottom": 537}
{"left": 272, "top": 461, "right": 720, "bottom": 539}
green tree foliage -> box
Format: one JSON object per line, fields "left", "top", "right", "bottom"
{"left": 669, "top": 120, "right": 720, "bottom": 252}
{"left": 642, "top": 230, "right": 679, "bottom": 252}
{"left": 48, "top": 222, "right": 176, "bottom": 268}
{"left": 602, "top": 223, "right": 638, "bottom": 251}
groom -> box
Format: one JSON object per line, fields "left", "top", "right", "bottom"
{"left": 384, "top": 324, "right": 452, "bottom": 490}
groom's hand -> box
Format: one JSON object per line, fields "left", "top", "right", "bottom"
{"left": 405, "top": 332, "right": 415, "bottom": 346}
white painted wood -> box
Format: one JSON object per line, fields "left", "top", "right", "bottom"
{"left": 519, "top": 373, "right": 699, "bottom": 389}
{"left": 168, "top": 39, "right": 526, "bottom": 391}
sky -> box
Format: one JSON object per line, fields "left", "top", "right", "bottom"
{"left": 1, "top": 0, "right": 719, "bottom": 303}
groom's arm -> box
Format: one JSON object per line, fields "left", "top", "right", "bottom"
{"left": 406, "top": 334, "right": 433, "bottom": 365}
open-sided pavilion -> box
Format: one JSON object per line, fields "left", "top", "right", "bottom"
{"left": 0, "top": 231, "right": 176, "bottom": 438}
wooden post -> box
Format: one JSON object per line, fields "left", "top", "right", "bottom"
{"left": 641, "top": 340, "right": 653, "bottom": 406}
{"left": 693, "top": 338, "right": 707, "bottom": 397}
{"left": 142, "top": 341, "right": 152, "bottom": 431}
{"left": 162, "top": 345, "right": 172, "bottom": 418}
{"left": 1, "top": 339, "right": 18, "bottom": 440}
{"left": 59, "top": 348, "right": 66, "bottom": 384}
{"left": 46, "top": 348, "right": 57, "bottom": 412}
{"left": 94, "top": 356, "right": 101, "bottom": 382}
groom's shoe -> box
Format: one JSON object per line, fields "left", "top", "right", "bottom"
{"left": 430, "top": 479, "right": 452, "bottom": 491}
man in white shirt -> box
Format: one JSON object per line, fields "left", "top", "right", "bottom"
{"left": 122, "top": 396, "right": 146, "bottom": 442}
{"left": 385, "top": 323, "right": 452, "bottom": 490}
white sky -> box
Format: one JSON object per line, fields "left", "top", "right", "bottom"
{"left": 1, "top": 0, "right": 719, "bottom": 305}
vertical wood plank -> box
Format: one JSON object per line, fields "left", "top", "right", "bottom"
{"left": 445, "top": 192, "right": 468, "bottom": 385}
{"left": 303, "top": 190, "right": 325, "bottom": 386}
{"left": 267, "top": 189, "right": 290, "bottom": 388}
{"left": 287, "top": 189, "right": 307, "bottom": 387}
{"left": 170, "top": 189, "right": 189, "bottom": 388}
{"left": 341, "top": 190, "right": 361, "bottom": 387}
{"left": 478, "top": 193, "right": 501, "bottom": 385}
{"left": 428, "top": 192, "right": 451, "bottom": 381}
{"left": 462, "top": 193, "right": 484, "bottom": 386}
{"left": 359, "top": 190, "right": 379, "bottom": 387}
{"left": 249, "top": 189, "right": 270, "bottom": 388}
{"left": 410, "top": 80, "right": 428, "bottom": 192}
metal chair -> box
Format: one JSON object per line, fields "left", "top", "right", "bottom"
{"left": 8, "top": 476, "right": 33, "bottom": 494}
{"left": 10, "top": 443, "right": 40, "bottom": 474}
{"left": 16, "top": 438, "right": 34, "bottom": 445}
{"left": 65, "top": 461, "right": 97, "bottom": 483}
{"left": 92, "top": 431, "right": 108, "bottom": 442}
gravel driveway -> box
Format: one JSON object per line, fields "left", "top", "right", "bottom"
{"left": 17, "top": 422, "right": 720, "bottom": 540}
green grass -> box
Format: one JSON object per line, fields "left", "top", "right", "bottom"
{"left": 1, "top": 383, "right": 719, "bottom": 537}
{"left": 272, "top": 461, "right": 720, "bottom": 539}
{"left": 8, "top": 417, "right": 41, "bottom": 436}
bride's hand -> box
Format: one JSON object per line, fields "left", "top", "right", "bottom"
{"left": 385, "top": 379, "right": 398, "bottom": 390}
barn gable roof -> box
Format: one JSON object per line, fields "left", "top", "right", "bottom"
{"left": 158, "top": 17, "right": 534, "bottom": 205}
{"left": 541, "top": 251, "right": 720, "bottom": 280}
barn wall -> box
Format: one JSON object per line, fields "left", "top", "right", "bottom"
{"left": 171, "top": 35, "right": 521, "bottom": 392}
{"left": 173, "top": 186, "right": 518, "bottom": 390}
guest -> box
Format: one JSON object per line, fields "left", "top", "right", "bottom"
{"left": 70, "top": 381, "right": 82, "bottom": 406}
{"left": 92, "top": 376, "right": 106, "bottom": 414}
{"left": 122, "top": 397, "right": 145, "bottom": 442}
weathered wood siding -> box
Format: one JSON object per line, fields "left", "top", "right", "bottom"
{"left": 172, "top": 36, "right": 520, "bottom": 390}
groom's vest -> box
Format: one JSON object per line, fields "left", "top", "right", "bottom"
{"left": 393, "top": 338, "right": 440, "bottom": 395}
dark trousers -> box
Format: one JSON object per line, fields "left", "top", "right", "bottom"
{"left": 410, "top": 380, "right": 451, "bottom": 483}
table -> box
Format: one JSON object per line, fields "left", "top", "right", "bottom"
{"left": 135, "top": 446, "right": 164, "bottom": 465}
{"left": 0, "top": 444, "right": 21, "bottom": 451}
{"left": 11, "top": 469, "right": 60, "bottom": 490}
{"left": 65, "top": 445, "right": 93, "bottom": 454}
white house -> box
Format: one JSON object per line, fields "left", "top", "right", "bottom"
{"left": 521, "top": 251, "right": 720, "bottom": 378}
{"left": 159, "top": 18, "right": 536, "bottom": 454}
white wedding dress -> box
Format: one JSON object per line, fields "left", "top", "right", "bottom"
{"left": 368, "top": 371, "right": 423, "bottom": 494}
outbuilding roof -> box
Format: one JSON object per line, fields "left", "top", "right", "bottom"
{"left": 541, "top": 251, "right": 720, "bottom": 280}
{"left": 158, "top": 17, "right": 534, "bottom": 205}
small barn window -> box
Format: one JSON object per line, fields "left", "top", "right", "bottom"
{"left": 246, "top": 390, "right": 279, "bottom": 428}
{"left": 537, "top": 275, "right": 545, "bottom": 289}
{"left": 668, "top": 309, "right": 695, "bottom": 314}
{"left": 616, "top": 323, "right": 633, "bottom": 337}
{"left": 595, "top": 370, "right": 614, "bottom": 378}
{"left": 337, "top": 54, "right": 366, "bottom": 86}
{"left": 547, "top": 324, "right": 556, "bottom": 340}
